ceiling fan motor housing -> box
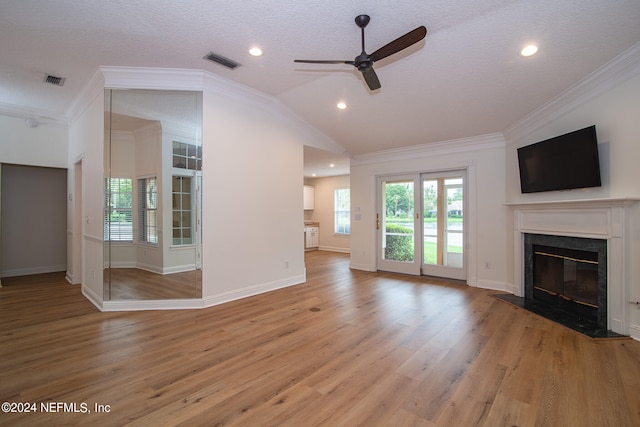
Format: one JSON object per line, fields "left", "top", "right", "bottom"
{"left": 355, "top": 14, "right": 370, "bottom": 28}
{"left": 355, "top": 52, "right": 373, "bottom": 70}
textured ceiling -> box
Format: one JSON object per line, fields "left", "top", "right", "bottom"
{"left": 1, "top": 0, "right": 640, "bottom": 177}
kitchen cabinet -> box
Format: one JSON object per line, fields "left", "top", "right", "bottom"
{"left": 303, "top": 185, "right": 314, "bottom": 210}
{"left": 304, "top": 226, "right": 319, "bottom": 250}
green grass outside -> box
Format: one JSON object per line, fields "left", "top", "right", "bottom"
{"left": 423, "top": 241, "right": 462, "bottom": 264}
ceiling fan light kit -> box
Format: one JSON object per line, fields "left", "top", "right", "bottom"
{"left": 294, "top": 14, "right": 427, "bottom": 91}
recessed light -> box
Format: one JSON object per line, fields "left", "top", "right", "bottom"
{"left": 329, "top": 163, "right": 335, "bottom": 168}
{"left": 249, "top": 47, "right": 263, "bottom": 57}
{"left": 520, "top": 44, "right": 538, "bottom": 57}
{"left": 336, "top": 101, "right": 347, "bottom": 110}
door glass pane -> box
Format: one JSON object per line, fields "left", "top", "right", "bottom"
{"left": 445, "top": 178, "right": 463, "bottom": 268}
{"left": 381, "top": 180, "right": 414, "bottom": 262}
{"left": 423, "top": 179, "right": 438, "bottom": 265}
{"left": 422, "top": 176, "right": 464, "bottom": 268}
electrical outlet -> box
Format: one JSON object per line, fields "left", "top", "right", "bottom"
{"left": 285, "top": 260, "right": 289, "bottom": 269}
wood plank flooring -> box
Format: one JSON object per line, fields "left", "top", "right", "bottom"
{"left": 1, "top": 251, "right": 640, "bottom": 426}
{"left": 107, "top": 268, "right": 202, "bottom": 300}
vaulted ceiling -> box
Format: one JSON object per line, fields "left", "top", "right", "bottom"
{"left": 1, "top": 1, "right": 639, "bottom": 176}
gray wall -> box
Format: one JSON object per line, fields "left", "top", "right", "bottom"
{"left": 1, "top": 164, "right": 67, "bottom": 277}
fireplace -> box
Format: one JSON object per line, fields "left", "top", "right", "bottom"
{"left": 524, "top": 233, "right": 607, "bottom": 331}
{"left": 504, "top": 198, "right": 637, "bottom": 338}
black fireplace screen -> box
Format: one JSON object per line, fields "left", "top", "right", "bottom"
{"left": 533, "top": 245, "right": 599, "bottom": 309}
{"left": 524, "top": 233, "right": 607, "bottom": 329}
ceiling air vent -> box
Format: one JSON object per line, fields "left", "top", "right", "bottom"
{"left": 203, "top": 51, "right": 241, "bottom": 69}
{"left": 44, "top": 74, "right": 66, "bottom": 86}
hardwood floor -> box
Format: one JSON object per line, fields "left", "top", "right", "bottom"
{"left": 1, "top": 251, "right": 640, "bottom": 426}
{"left": 107, "top": 268, "right": 202, "bottom": 300}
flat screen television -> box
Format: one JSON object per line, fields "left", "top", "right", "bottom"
{"left": 517, "top": 125, "right": 601, "bottom": 193}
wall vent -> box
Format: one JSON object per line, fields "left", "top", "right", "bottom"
{"left": 44, "top": 74, "right": 66, "bottom": 86}
{"left": 203, "top": 51, "right": 240, "bottom": 69}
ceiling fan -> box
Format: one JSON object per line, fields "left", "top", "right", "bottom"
{"left": 294, "top": 15, "right": 427, "bottom": 91}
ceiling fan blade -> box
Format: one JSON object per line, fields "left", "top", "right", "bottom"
{"left": 294, "top": 59, "right": 355, "bottom": 65}
{"left": 361, "top": 68, "right": 381, "bottom": 90}
{"left": 370, "top": 26, "right": 427, "bottom": 62}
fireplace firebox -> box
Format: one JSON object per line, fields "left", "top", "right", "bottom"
{"left": 524, "top": 233, "right": 608, "bottom": 331}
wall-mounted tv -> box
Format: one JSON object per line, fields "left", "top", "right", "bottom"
{"left": 517, "top": 125, "right": 601, "bottom": 193}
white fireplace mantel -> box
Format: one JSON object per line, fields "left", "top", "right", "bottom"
{"left": 505, "top": 197, "right": 640, "bottom": 210}
{"left": 507, "top": 197, "right": 640, "bottom": 335}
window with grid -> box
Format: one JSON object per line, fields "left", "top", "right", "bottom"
{"left": 138, "top": 177, "right": 158, "bottom": 244}
{"left": 334, "top": 188, "right": 350, "bottom": 234}
{"left": 104, "top": 178, "right": 133, "bottom": 241}
{"left": 172, "top": 175, "right": 193, "bottom": 245}
{"left": 172, "top": 141, "right": 202, "bottom": 171}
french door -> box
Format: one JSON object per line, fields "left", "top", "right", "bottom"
{"left": 377, "top": 171, "right": 466, "bottom": 280}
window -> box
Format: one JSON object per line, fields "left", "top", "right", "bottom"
{"left": 104, "top": 178, "right": 133, "bottom": 241}
{"left": 334, "top": 188, "right": 350, "bottom": 234}
{"left": 172, "top": 176, "right": 193, "bottom": 245}
{"left": 173, "top": 141, "right": 202, "bottom": 171}
{"left": 138, "top": 177, "right": 158, "bottom": 244}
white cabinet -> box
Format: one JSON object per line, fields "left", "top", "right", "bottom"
{"left": 304, "top": 226, "right": 319, "bottom": 249}
{"left": 303, "top": 185, "right": 314, "bottom": 210}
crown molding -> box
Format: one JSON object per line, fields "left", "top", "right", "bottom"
{"left": 351, "top": 133, "right": 505, "bottom": 166}
{"left": 100, "top": 66, "right": 205, "bottom": 91}
{"left": 66, "top": 68, "right": 105, "bottom": 126}
{"left": 503, "top": 41, "right": 640, "bottom": 143}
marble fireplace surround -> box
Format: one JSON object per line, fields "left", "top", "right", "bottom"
{"left": 508, "top": 198, "right": 638, "bottom": 336}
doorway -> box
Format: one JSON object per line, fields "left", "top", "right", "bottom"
{"left": 377, "top": 170, "right": 466, "bottom": 280}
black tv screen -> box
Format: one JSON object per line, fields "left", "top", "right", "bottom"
{"left": 517, "top": 125, "right": 601, "bottom": 193}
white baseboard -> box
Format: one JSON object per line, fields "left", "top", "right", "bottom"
{"left": 349, "top": 262, "right": 375, "bottom": 272}
{"left": 318, "top": 246, "right": 350, "bottom": 254}
{"left": 628, "top": 324, "right": 640, "bottom": 342}
{"left": 107, "top": 263, "right": 197, "bottom": 275}
{"left": 475, "top": 279, "right": 510, "bottom": 292}
{"left": 66, "top": 271, "right": 81, "bottom": 285}
{"left": 203, "top": 273, "right": 306, "bottom": 308}
{"left": 1, "top": 264, "right": 66, "bottom": 278}
{"left": 94, "top": 272, "right": 307, "bottom": 312}
{"left": 81, "top": 285, "right": 103, "bottom": 311}
{"left": 103, "top": 298, "right": 204, "bottom": 311}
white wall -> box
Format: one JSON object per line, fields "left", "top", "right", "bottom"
{"left": 304, "top": 174, "right": 350, "bottom": 253}
{"left": 201, "top": 78, "right": 307, "bottom": 304}
{"left": 0, "top": 116, "right": 68, "bottom": 168}
{"left": 349, "top": 135, "right": 508, "bottom": 290}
